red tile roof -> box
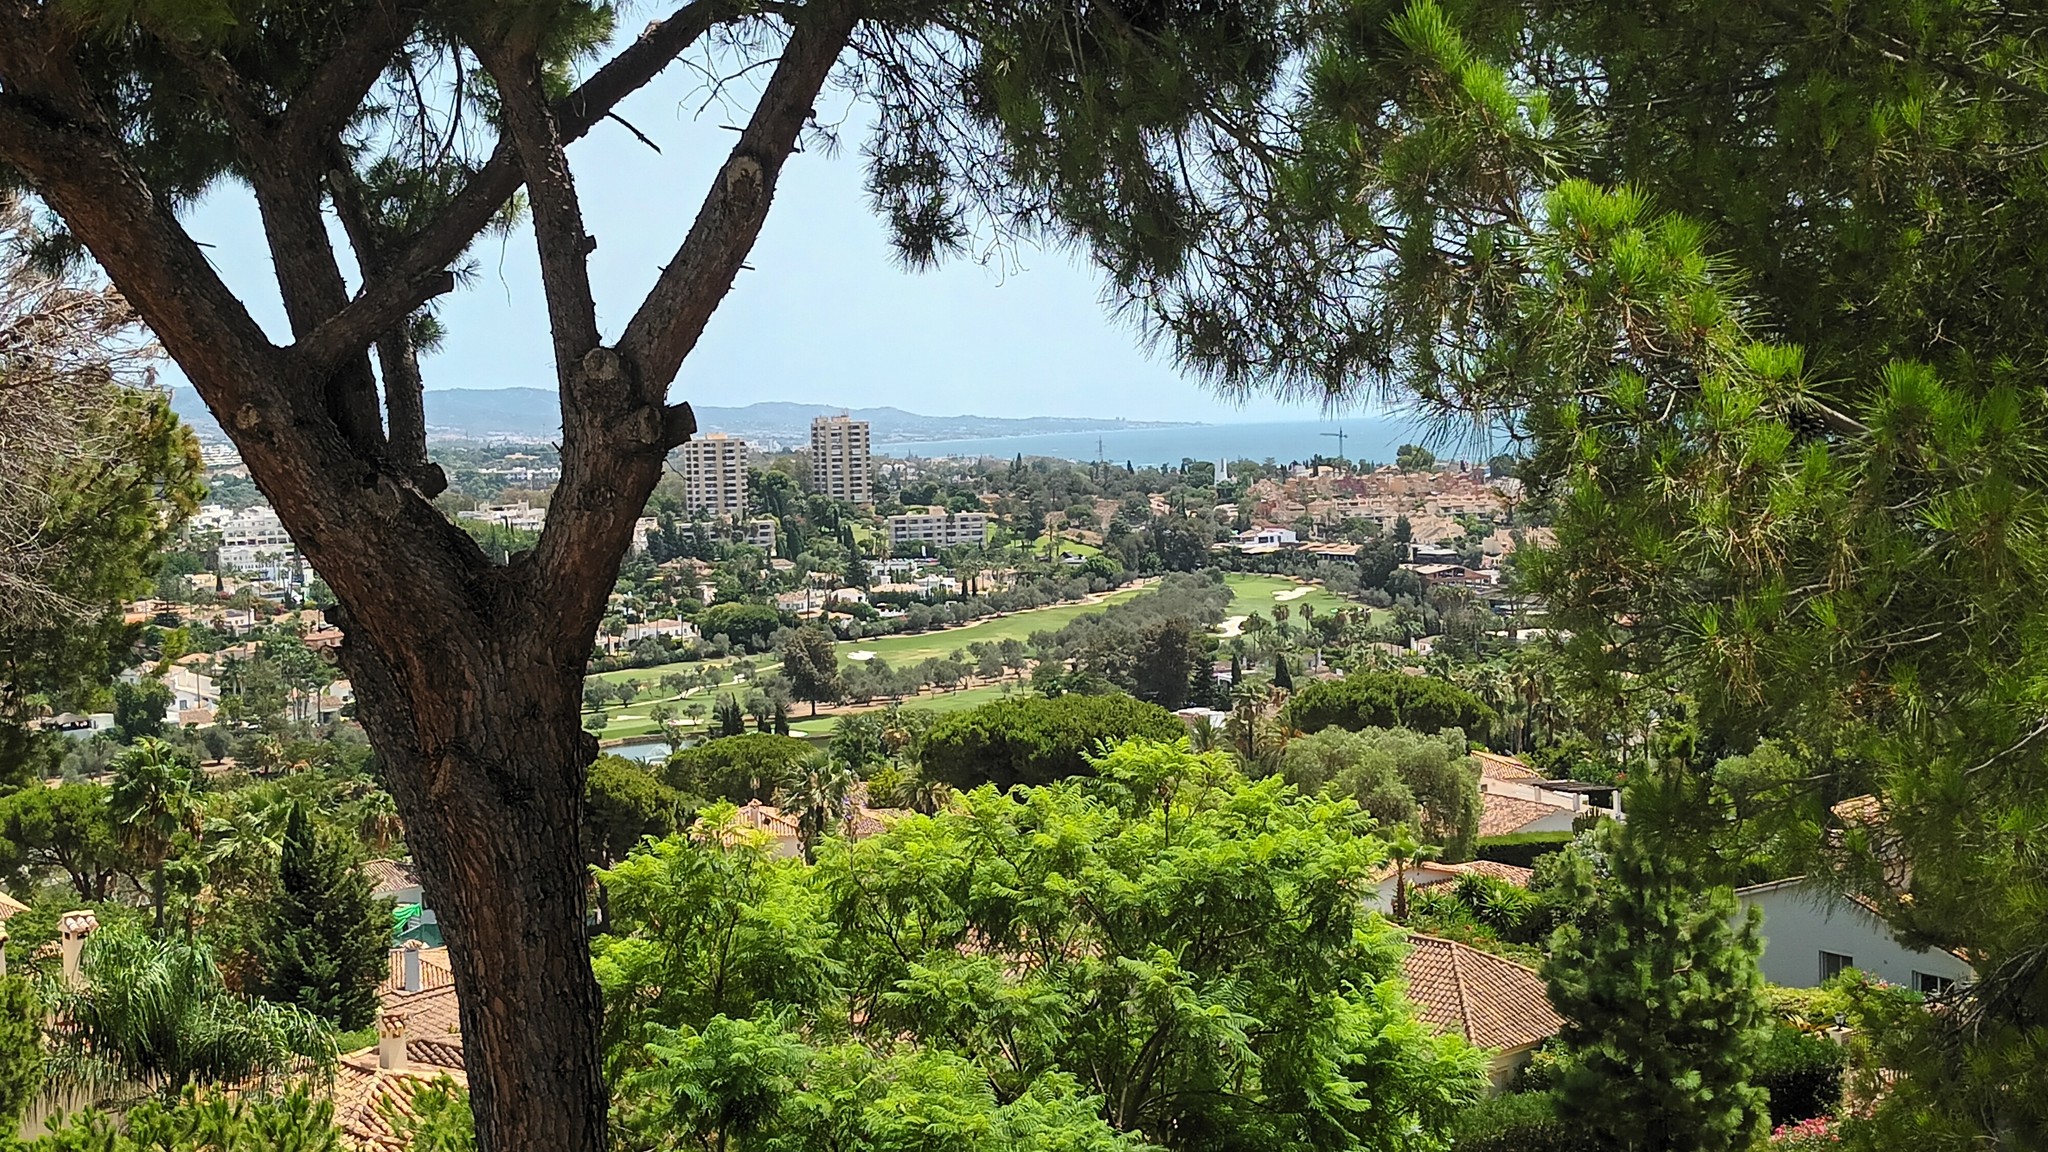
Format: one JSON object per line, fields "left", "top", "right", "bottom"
{"left": 1478, "top": 794, "right": 1563, "bottom": 838}
{"left": 1401, "top": 934, "right": 1563, "bottom": 1052}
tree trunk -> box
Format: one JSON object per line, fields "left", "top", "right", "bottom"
{"left": 346, "top": 630, "right": 607, "bottom": 1152}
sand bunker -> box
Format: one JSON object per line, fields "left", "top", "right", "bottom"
{"left": 1273, "top": 586, "right": 1312, "bottom": 602}
{"left": 848, "top": 650, "right": 879, "bottom": 661}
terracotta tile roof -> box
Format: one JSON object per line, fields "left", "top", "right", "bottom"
{"left": 1472, "top": 750, "right": 1539, "bottom": 781}
{"left": 1410, "top": 860, "right": 1537, "bottom": 891}
{"left": 844, "top": 807, "right": 909, "bottom": 840}
{"left": 379, "top": 945, "right": 455, "bottom": 996}
{"left": 360, "top": 858, "right": 422, "bottom": 899}
{"left": 1478, "top": 794, "right": 1563, "bottom": 838}
{"left": 1400, "top": 934, "right": 1563, "bottom": 1052}
{"left": 380, "top": 983, "right": 463, "bottom": 1045}
{"left": 0, "top": 890, "right": 28, "bottom": 920}
{"left": 333, "top": 1044, "right": 469, "bottom": 1151}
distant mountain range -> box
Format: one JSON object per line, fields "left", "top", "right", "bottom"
{"left": 168, "top": 387, "right": 1195, "bottom": 446}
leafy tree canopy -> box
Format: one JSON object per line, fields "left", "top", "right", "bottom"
{"left": 598, "top": 738, "right": 1485, "bottom": 1151}
{"left": 1283, "top": 671, "right": 1496, "bottom": 742}
{"left": 918, "top": 694, "right": 1186, "bottom": 791}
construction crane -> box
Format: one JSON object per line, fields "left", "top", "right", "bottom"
{"left": 1320, "top": 427, "right": 1348, "bottom": 468}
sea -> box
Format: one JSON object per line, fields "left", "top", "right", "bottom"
{"left": 873, "top": 416, "right": 1499, "bottom": 470}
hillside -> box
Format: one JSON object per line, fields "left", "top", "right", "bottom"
{"left": 167, "top": 387, "right": 1193, "bottom": 446}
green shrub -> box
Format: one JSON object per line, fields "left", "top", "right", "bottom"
{"left": 1474, "top": 831, "right": 1575, "bottom": 868}
{"left": 1753, "top": 1023, "right": 1845, "bottom": 1126}
{"left": 1448, "top": 1091, "right": 1596, "bottom": 1152}
{"left": 919, "top": 694, "right": 1185, "bottom": 790}
{"left": 1282, "top": 670, "right": 1497, "bottom": 738}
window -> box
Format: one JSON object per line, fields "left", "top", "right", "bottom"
{"left": 1819, "top": 951, "right": 1854, "bottom": 982}
{"left": 1914, "top": 971, "right": 1956, "bottom": 996}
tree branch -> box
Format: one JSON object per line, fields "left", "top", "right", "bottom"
{"left": 288, "top": 0, "right": 744, "bottom": 381}
{"left": 617, "top": 1, "right": 857, "bottom": 394}
{"left": 476, "top": 40, "right": 602, "bottom": 377}
{"left": 278, "top": 0, "right": 425, "bottom": 156}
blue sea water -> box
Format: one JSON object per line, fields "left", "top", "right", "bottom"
{"left": 874, "top": 416, "right": 1498, "bottom": 469}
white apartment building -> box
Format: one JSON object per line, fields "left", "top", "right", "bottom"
{"left": 679, "top": 433, "right": 749, "bottom": 517}
{"left": 217, "top": 508, "right": 297, "bottom": 573}
{"left": 458, "top": 502, "right": 548, "bottom": 532}
{"left": 887, "top": 508, "right": 993, "bottom": 548}
{"left": 810, "top": 415, "right": 872, "bottom": 505}
{"left": 740, "top": 518, "right": 779, "bottom": 553}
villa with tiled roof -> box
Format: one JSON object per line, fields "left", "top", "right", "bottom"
{"left": 1400, "top": 934, "right": 1563, "bottom": 1090}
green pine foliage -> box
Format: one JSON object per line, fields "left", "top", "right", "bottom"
{"left": 0, "top": 973, "right": 42, "bottom": 1132}
{"left": 1282, "top": 671, "right": 1497, "bottom": 740}
{"left": 1541, "top": 819, "right": 1769, "bottom": 1152}
{"left": 255, "top": 803, "right": 388, "bottom": 1031}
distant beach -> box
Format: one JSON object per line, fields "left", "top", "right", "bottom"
{"left": 875, "top": 416, "right": 1499, "bottom": 469}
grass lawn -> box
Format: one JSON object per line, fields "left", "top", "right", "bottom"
{"left": 1031, "top": 532, "right": 1101, "bottom": 558}
{"left": 590, "top": 655, "right": 776, "bottom": 687}
{"left": 1222, "top": 572, "right": 1377, "bottom": 622}
{"left": 835, "top": 584, "right": 1152, "bottom": 667}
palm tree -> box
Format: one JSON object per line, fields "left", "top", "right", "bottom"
{"left": 40, "top": 924, "right": 334, "bottom": 1101}
{"left": 200, "top": 803, "right": 289, "bottom": 888}
{"left": 109, "top": 739, "right": 203, "bottom": 933}
{"left": 1385, "top": 825, "right": 1442, "bottom": 922}
{"left": 352, "top": 790, "right": 404, "bottom": 856}
{"left": 778, "top": 757, "right": 856, "bottom": 864}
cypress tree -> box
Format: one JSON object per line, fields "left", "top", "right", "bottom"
{"left": 256, "top": 803, "right": 389, "bottom": 1031}
{"left": 772, "top": 699, "right": 791, "bottom": 736}
{"left": 1542, "top": 817, "right": 1769, "bottom": 1152}
{"left": 714, "top": 694, "right": 747, "bottom": 738}
{"left": 1272, "top": 654, "right": 1294, "bottom": 691}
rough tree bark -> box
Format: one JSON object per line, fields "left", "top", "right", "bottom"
{"left": 0, "top": 1, "right": 856, "bottom": 1147}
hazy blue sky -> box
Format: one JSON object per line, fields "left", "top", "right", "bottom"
{"left": 171, "top": 56, "right": 1362, "bottom": 425}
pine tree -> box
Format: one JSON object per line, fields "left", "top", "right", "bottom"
{"left": 256, "top": 803, "right": 389, "bottom": 1031}
{"left": 1542, "top": 817, "right": 1768, "bottom": 1152}
{"left": 1272, "top": 654, "right": 1294, "bottom": 691}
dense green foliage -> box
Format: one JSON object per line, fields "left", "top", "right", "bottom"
{"left": 1751, "top": 1024, "right": 1846, "bottom": 1128}
{"left": 1282, "top": 672, "right": 1496, "bottom": 741}
{"left": 696, "top": 604, "right": 788, "bottom": 653}
{"left": 596, "top": 738, "right": 1484, "bottom": 1151}
{"left": 661, "top": 734, "right": 814, "bottom": 805}
{"left": 41, "top": 924, "right": 335, "bottom": 1098}
{"left": 1472, "top": 832, "right": 1575, "bottom": 869}
{"left": 918, "top": 695, "right": 1186, "bottom": 790}
{"left": 27, "top": 1086, "right": 341, "bottom": 1151}
{"left": 1542, "top": 820, "right": 1768, "bottom": 1152}
{"left": 254, "top": 803, "right": 387, "bottom": 1031}
{"left": 1276, "top": 726, "right": 1482, "bottom": 860}
{"left": 1446, "top": 1092, "right": 1590, "bottom": 1152}
{"left": 583, "top": 754, "right": 685, "bottom": 870}
{"left": 0, "top": 782, "right": 125, "bottom": 900}
{"left": 778, "top": 625, "right": 842, "bottom": 718}
{"left": 0, "top": 973, "right": 41, "bottom": 1132}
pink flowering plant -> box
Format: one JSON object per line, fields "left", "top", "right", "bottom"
{"left": 1769, "top": 1116, "right": 1840, "bottom": 1148}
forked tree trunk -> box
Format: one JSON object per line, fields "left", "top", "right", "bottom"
{"left": 347, "top": 626, "right": 608, "bottom": 1149}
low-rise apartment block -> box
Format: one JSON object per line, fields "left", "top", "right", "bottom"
{"left": 887, "top": 508, "right": 992, "bottom": 548}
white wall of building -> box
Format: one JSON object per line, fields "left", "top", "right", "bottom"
{"left": 1736, "top": 878, "right": 1974, "bottom": 990}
